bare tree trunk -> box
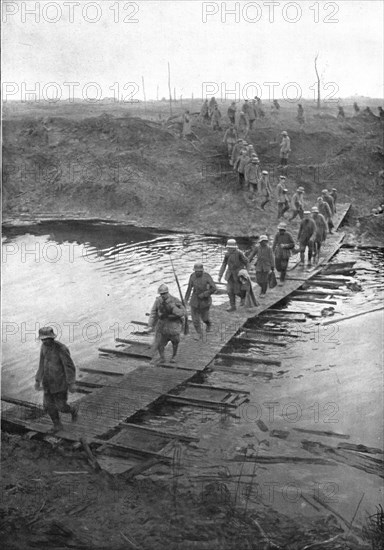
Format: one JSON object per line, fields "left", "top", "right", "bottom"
{"left": 314, "top": 53, "right": 320, "bottom": 110}
{"left": 167, "top": 62, "right": 172, "bottom": 115}
{"left": 141, "top": 76, "right": 147, "bottom": 113}
{"left": 174, "top": 87, "right": 176, "bottom": 103}
{"left": 156, "top": 85, "right": 159, "bottom": 102}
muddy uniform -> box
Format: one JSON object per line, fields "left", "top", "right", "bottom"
{"left": 227, "top": 105, "right": 236, "bottom": 125}
{"left": 323, "top": 193, "right": 335, "bottom": 215}
{"left": 237, "top": 112, "right": 249, "bottom": 139}
{"left": 318, "top": 200, "right": 334, "bottom": 233}
{"left": 330, "top": 190, "right": 337, "bottom": 213}
{"left": 185, "top": 272, "right": 217, "bottom": 335}
{"left": 35, "top": 339, "right": 77, "bottom": 427}
{"left": 280, "top": 135, "right": 291, "bottom": 165}
{"left": 218, "top": 249, "right": 249, "bottom": 309}
{"left": 290, "top": 192, "right": 304, "bottom": 220}
{"left": 234, "top": 153, "right": 249, "bottom": 187}
{"left": 259, "top": 175, "right": 272, "bottom": 210}
{"left": 276, "top": 183, "right": 289, "bottom": 219}
{"left": 272, "top": 231, "right": 295, "bottom": 282}
{"left": 223, "top": 127, "right": 238, "bottom": 157}
{"left": 148, "top": 295, "right": 186, "bottom": 360}
{"left": 249, "top": 244, "right": 275, "bottom": 295}
{"left": 312, "top": 213, "right": 328, "bottom": 258}
{"left": 248, "top": 102, "right": 257, "bottom": 129}
{"left": 230, "top": 140, "right": 244, "bottom": 166}
{"left": 298, "top": 218, "right": 316, "bottom": 264}
{"left": 244, "top": 162, "right": 261, "bottom": 193}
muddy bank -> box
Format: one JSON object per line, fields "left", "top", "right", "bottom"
{"left": 0, "top": 432, "right": 372, "bottom": 550}
{"left": 3, "top": 102, "right": 384, "bottom": 238}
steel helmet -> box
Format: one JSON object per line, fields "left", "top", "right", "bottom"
{"left": 226, "top": 239, "right": 237, "bottom": 248}
{"left": 158, "top": 284, "right": 169, "bottom": 294}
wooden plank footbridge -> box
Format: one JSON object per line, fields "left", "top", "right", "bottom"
{"left": 2, "top": 204, "right": 351, "bottom": 474}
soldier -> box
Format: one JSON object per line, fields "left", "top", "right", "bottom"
{"left": 279, "top": 131, "right": 291, "bottom": 167}
{"left": 322, "top": 189, "right": 335, "bottom": 215}
{"left": 234, "top": 149, "right": 249, "bottom": 188}
{"left": 223, "top": 125, "right": 238, "bottom": 158}
{"left": 290, "top": 186, "right": 305, "bottom": 220}
{"left": 317, "top": 196, "right": 334, "bottom": 234}
{"left": 35, "top": 327, "right": 78, "bottom": 433}
{"left": 230, "top": 138, "right": 244, "bottom": 166}
{"left": 209, "top": 97, "right": 217, "bottom": 117}
{"left": 259, "top": 171, "right": 272, "bottom": 210}
{"left": 237, "top": 111, "right": 249, "bottom": 139}
{"left": 311, "top": 206, "right": 328, "bottom": 262}
{"left": 272, "top": 222, "right": 295, "bottom": 284}
{"left": 248, "top": 235, "right": 275, "bottom": 297}
{"left": 227, "top": 102, "right": 237, "bottom": 124}
{"left": 148, "top": 284, "right": 186, "bottom": 364}
{"left": 337, "top": 106, "right": 345, "bottom": 120}
{"left": 242, "top": 99, "right": 250, "bottom": 122}
{"left": 185, "top": 263, "right": 217, "bottom": 339}
{"left": 330, "top": 188, "right": 338, "bottom": 212}
{"left": 245, "top": 156, "right": 261, "bottom": 195}
{"left": 182, "top": 110, "right": 192, "bottom": 138}
{"left": 218, "top": 239, "right": 249, "bottom": 311}
{"left": 200, "top": 99, "right": 209, "bottom": 122}
{"left": 353, "top": 102, "right": 360, "bottom": 115}
{"left": 378, "top": 107, "right": 384, "bottom": 121}
{"left": 248, "top": 100, "right": 257, "bottom": 130}
{"left": 211, "top": 105, "right": 222, "bottom": 130}
{"left": 276, "top": 175, "right": 289, "bottom": 219}
{"left": 298, "top": 211, "right": 317, "bottom": 266}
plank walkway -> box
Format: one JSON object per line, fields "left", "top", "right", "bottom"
{"left": 2, "top": 205, "right": 350, "bottom": 445}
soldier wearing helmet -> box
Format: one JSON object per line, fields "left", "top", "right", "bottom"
{"left": 218, "top": 239, "right": 249, "bottom": 311}
{"left": 184, "top": 263, "right": 217, "bottom": 339}
{"left": 272, "top": 222, "right": 295, "bottom": 284}
{"left": 148, "top": 284, "right": 186, "bottom": 364}
{"left": 311, "top": 206, "right": 328, "bottom": 261}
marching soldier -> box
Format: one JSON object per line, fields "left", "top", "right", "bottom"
{"left": 272, "top": 223, "right": 295, "bottom": 284}
{"left": 248, "top": 235, "right": 275, "bottom": 297}
{"left": 298, "top": 211, "right": 316, "bottom": 266}
{"left": 148, "top": 284, "right": 186, "bottom": 364}
{"left": 289, "top": 186, "right": 305, "bottom": 220}
{"left": 35, "top": 327, "right": 78, "bottom": 434}
{"left": 218, "top": 239, "right": 249, "bottom": 311}
{"left": 311, "top": 206, "right": 328, "bottom": 261}
{"left": 185, "top": 263, "right": 217, "bottom": 339}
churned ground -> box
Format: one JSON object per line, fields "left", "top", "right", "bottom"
{"left": 3, "top": 99, "right": 384, "bottom": 241}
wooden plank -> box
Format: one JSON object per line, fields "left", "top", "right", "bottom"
{"left": 321, "top": 306, "right": 384, "bottom": 326}
{"left": 120, "top": 422, "right": 199, "bottom": 442}
{"left": 235, "top": 336, "right": 287, "bottom": 347}
{"left": 186, "top": 383, "right": 250, "bottom": 395}
{"left": 98, "top": 347, "right": 151, "bottom": 359}
{"left": 166, "top": 396, "right": 238, "bottom": 409}
{"left": 218, "top": 353, "right": 281, "bottom": 366}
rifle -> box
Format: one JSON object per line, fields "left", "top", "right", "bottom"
{"left": 169, "top": 255, "right": 189, "bottom": 335}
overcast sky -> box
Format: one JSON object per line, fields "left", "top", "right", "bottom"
{"left": 2, "top": 0, "right": 383, "bottom": 102}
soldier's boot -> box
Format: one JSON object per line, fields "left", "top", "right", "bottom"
{"left": 205, "top": 322, "right": 212, "bottom": 332}
{"left": 226, "top": 295, "right": 236, "bottom": 312}
{"left": 308, "top": 252, "right": 313, "bottom": 266}
{"left": 299, "top": 251, "right": 305, "bottom": 265}
{"left": 71, "top": 403, "right": 79, "bottom": 422}
{"left": 49, "top": 411, "right": 64, "bottom": 433}
{"left": 170, "top": 343, "right": 178, "bottom": 363}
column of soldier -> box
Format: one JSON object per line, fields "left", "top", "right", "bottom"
{"left": 148, "top": 185, "right": 337, "bottom": 364}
